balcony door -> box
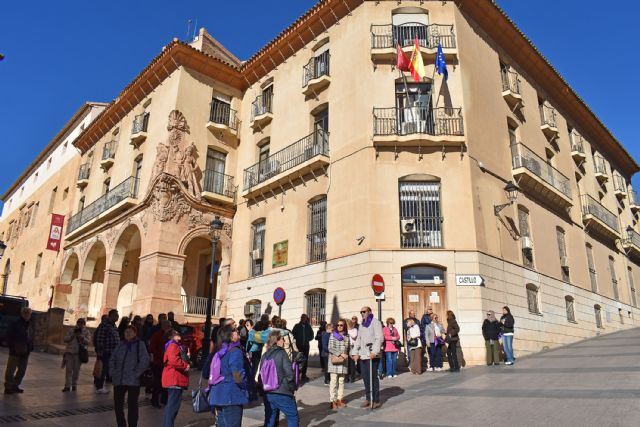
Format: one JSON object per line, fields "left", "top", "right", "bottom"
{"left": 211, "top": 98, "right": 231, "bottom": 126}
{"left": 395, "top": 83, "right": 433, "bottom": 135}
{"left": 392, "top": 13, "right": 429, "bottom": 47}
{"left": 206, "top": 148, "right": 227, "bottom": 195}
{"left": 313, "top": 109, "right": 329, "bottom": 155}
{"left": 257, "top": 142, "right": 272, "bottom": 181}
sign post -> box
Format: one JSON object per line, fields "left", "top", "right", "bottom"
{"left": 371, "top": 274, "right": 385, "bottom": 321}
{"left": 273, "top": 287, "right": 286, "bottom": 318}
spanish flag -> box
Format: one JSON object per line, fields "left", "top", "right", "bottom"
{"left": 409, "top": 36, "right": 426, "bottom": 82}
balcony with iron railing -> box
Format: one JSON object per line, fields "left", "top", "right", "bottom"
{"left": 630, "top": 190, "right": 640, "bottom": 211}
{"left": 580, "top": 194, "right": 620, "bottom": 241}
{"left": 569, "top": 132, "right": 586, "bottom": 162}
{"left": 181, "top": 295, "right": 223, "bottom": 319}
{"left": 207, "top": 101, "right": 238, "bottom": 137}
{"left": 593, "top": 155, "right": 609, "bottom": 182}
{"left": 539, "top": 103, "right": 559, "bottom": 139}
{"left": 201, "top": 170, "right": 236, "bottom": 205}
{"left": 242, "top": 129, "right": 329, "bottom": 197}
{"left": 511, "top": 142, "right": 573, "bottom": 209}
{"left": 302, "top": 51, "right": 330, "bottom": 96}
{"left": 77, "top": 163, "right": 91, "bottom": 188}
{"left": 130, "top": 112, "right": 149, "bottom": 146}
{"left": 613, "top": 175, "right": 627, "bottom": 199}
{"left": 66, "top": 176, "right": 139, "bottom": 239}
{"left": 500, "top": 68, "right": 522, "bottom": 107}
{"left": 622, "top": 227, "right": 640, "bottom": 260}
{"left": 370, "top": 23, "right": 456, "bottom": 62}
{"left": 372, "top": 106, "right": 464, "bottom": 147}
{"left": 100, "top": 141, "right": 117, "bottom": 169}
{"left": 250, "top": 92, "right": 273, "bottom": 130}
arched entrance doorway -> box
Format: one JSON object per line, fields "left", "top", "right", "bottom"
{"left": 401, "top": 265, "right": 447, "bottom": 323}
{"left": 110, "top": 225, "right": 141, "bottom": 317}
{"left": 80, "top": 241, "right": 107, "bottom": 320}
{"left": 181, "top": 236, "right": 222, "bottom": 319}
{"left": 57, "top": 253, "right": 80, "bottom": 313}
{"left": 2, "top": 259, "right": 11, "bottom": 295}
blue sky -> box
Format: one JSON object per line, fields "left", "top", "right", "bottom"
{"left": 1, "top": 0, "right": 638, "bottom": 206}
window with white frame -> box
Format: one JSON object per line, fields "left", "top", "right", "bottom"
{"left": 399, "top": 181, "right": 443, "bottom": 248}
{"left": 305, "top": 289, "right": 326, "bottom": 327}
{"left": 250, "top": 220, "right": 266, "bottom": 277}
{"left": 565, "top": 296, "right": 575, "bottom": 322}
{"left": 526, "top": 283, "right": 540, "bottom": 314}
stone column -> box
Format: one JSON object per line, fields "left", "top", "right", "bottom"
{"left": 101, "top": 269, "right": 122, "bottom": 316}
{"left": 75, "top": 279, "right": 93, "bottom": 320}
{"left": 218, "top": 264, "right": 231, "bottom": 318}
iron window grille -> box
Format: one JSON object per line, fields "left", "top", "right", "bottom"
{"left": 307, "top": 197, "right": 327, "bottom": 262}
{"left": 526, "top": 284, "right": 540, "bottom": 314}
{"left": 399, "top": 182, "right": 443, "bottom": 248}
{"left": 131, "top": 112, "right": 150, "bottom": 135}
{"left": 594, "top": 305, "right": 603, "bottom": 328}
{"left": 305, "top": 290, "right": 326, "bottom": 327}
{"left": 565, "top": 296, "right": 575, "bottom": 322}
{"left": 303, "top": 51, "right": 330, "bottom": 87}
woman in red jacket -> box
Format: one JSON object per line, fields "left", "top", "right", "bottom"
{"left": 161, "top": 329, "right": 190, "bottom": 427}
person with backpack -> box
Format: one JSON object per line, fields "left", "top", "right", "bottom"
{"left": 382, "top": 318, "right": 400, "bottom": 378}
{"left": 261, "top": 330, "right": 299, "bottom": 427}
{"left": 500, "top": 306, "right": 515, "bottom": 365}
{"left": 208, "top": 325, "right": 249, "bottom": 427}
{"left": 62, "top": 318, "right": 91, "bottom": 392}
{"left": 162, "top": 329, "right": 190, "bottom": 427}
{"left": 352, "top": 306, "right": 383, "bottom": 409}
{"left": 482, "top": 310, "right": 501, "bottom": 366}
{"left": 109, "top": 325, "right": 150, "bottom": 427}
{"left": 292, "top": 314, "right": 313, "bottom": 382}
{"left": 327, "top": 319, "right": 350, "bottom": 409}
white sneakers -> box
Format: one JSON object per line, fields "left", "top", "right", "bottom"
{"left": 95, "top": 388, "right": 109, "bottom": 394}
{"left": 505, "top": 361, "right": 514, "bottom": 366}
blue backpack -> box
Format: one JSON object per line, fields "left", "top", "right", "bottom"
{"left": 260, "top": 358, "right": 279, "bottom": 392}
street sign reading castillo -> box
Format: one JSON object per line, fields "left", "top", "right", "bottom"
{"left": 273, "top": 287, "right": 286, "bottom": 305}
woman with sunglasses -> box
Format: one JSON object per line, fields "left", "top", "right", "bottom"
{"left": 327, "top": 319, "right": 350, "bottom": 409}
{"left": 426, "top": 314, "right": 445, "bottom": 372}
{"left": 482, "top": 310, "right": 501, "bottom": 365}
{"left": 382, "top": 318, "right": 400, "bottom": 378}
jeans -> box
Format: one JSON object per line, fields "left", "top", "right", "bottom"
{"left": 265, "top": 393, "right": 299, "bottom": 427}
{"left": 429, "top": 344, "right": 443, "bottom": 368}
{"left": 447, "top": 341, "right": 460, "bottom": 371}
{"left": 162, "top": 388, "right": 183, "bottom": 427}
{"left": 114, "top": 385, "right": 140, "bottom": 427}
{"left": 151, "top": 364, "right": 167, "bottom": 405}
{"left": 385, "top": 352, "right": 397, "bottom": 377}
{"left": 359, "top": 358, "right": 380, "bottom": 403}
{"left": 94, "top": 352, "right": 111, "bottom": 390}
{"left": 216, "top": 405, "right": 243, "bottom": 427}
{"left": 4, "top": 354, "right": 29, "bottom": 390}
{"left": 503, "top": 334, "right": 514, "bottom": 363}
{"left": 64, "top": 353, "right": 81, "bottom": 387}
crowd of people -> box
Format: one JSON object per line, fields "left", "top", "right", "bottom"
{"left": 3, "top": 304, "right": 517, "bottom": 427}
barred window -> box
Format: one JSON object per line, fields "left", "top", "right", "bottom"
{"left": 608, "top": 256, "right": 619, "bottom": 301}
{"left": 305, "top": 289, "right": 326, "bottom": 327}
{"left": 586, "top": 244, "right": 597, "bottom": 293}
{"left": 556, "top": 227, "right": 569, "bottom": 282}
{"left": 249, "top": 220, "right": 266, "bottom": 277}
{"left": 244, "top": 299, "right": 262, "bottom": 320}
{"left": 526, "top": 283, "right": 540, "bottom": 314}
{"left": 518, "top": 207, "right": 534, "bottom": 268}
{"left": 628, "top": 267, "right": 637, "bottom": 308}
{"left": 594, "top": 304, "right": 603, "bottom": 328}
{"left": 307, "top": 197, "right": 327, "bottom": 262}
{"left": 399, "top": 181, "right": 442, "bottom": 248}
{"left": 565, "top": 296, "right": 575, "bottom": 322}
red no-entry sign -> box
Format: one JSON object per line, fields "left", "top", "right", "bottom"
{"left": 371, "top": 274, "right": 385, "bottom": 294}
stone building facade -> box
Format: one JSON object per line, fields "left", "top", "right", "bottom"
{"left": 2, "top": 0, "right": 639, "bottom": 364}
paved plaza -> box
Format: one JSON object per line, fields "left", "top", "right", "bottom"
{"left": 1, "top": 327, "right": 639, "bottom": 427}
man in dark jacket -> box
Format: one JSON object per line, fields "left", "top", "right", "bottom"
{"left": 94, "top": 309, "right": 120, "bottom": 393}
{"left": 4, "top": 307, "right": 33, "bottom": 394}
{"left": 292, "top": 314, "right": 313, "bottom": 381}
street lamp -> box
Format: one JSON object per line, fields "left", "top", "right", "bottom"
{"left": 201, "top": 216, "right": 223, "bottom": 364}
{"left": 494, "top": 181, "right": 519, "bottom": 215}
{"left": 0, "top": 240, "right": 6, "bottom": 259}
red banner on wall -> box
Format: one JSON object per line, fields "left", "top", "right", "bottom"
{"left": 46, "top": 214, "right": 65, "bottom": 251}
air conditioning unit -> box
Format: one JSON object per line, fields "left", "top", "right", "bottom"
{"left": 244, "top": 304, "right": 256, "bottom": 315}
{"left": 521, "top": 236, "right": 533, "bottom": 250}
{"left": 252, "top": 249, "right": 264, "bottom": 261}
{"left": 401, "top": 219, "right": 416, "bottom": 235}
{"left": 560, "top": 255, "right": 569, "bottom": 268}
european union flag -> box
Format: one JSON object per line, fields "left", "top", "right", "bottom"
{"left": 435, "top": 43, "right": 448, "bottom": 81}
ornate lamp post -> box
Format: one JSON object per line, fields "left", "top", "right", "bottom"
{"left": 493, "top": 181, "right": 519, "bottom": 215}
{"left": 201, "top": 216, "right": 223, "bottom": 363}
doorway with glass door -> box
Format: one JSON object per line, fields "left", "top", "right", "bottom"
{"left": 396, "top": 83, "right": 433, "bottom": 135}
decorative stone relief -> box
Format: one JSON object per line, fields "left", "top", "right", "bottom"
{"left": 150, "top": 175, "right": 191, "bottom": 223}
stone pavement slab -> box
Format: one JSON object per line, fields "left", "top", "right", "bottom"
{"left": 1, "top": 327, "right": 639, "bottom": 426}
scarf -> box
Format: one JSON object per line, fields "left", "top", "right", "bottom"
{"left": 125, "top": 336, "right": 140, "bottom": 350}
{"left": 217, "top": 341, "right": 241, "bottom": 358}
{"left": 362, "top": 313, "right": 374, "bottom": 328}
{"left": 331, "top": 330, "right": 344, "bottom": 341}
{"left": 164, "top": 339, "right": 181, "bottom": 352}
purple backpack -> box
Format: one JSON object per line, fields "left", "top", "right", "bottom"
{"left": 260, "top": 358, "right": 279, "bottom": 392}
{"left": 208, "top": 353, "right": 224, "bottom": 386}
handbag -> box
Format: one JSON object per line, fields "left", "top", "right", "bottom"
{"left": 79, "top": 346, "right": 89, "bottom": 364}
{"left": 330, "top": 355, "right": 345, "bottom": 365}
{"left": 393, "top": 340, "right": 402, "bottom": 350}
{"left": 408, "top": 337, "right": 418, "bottom": 347}
{"left": 192, "top": 377, "right": 211, "bottom": 414}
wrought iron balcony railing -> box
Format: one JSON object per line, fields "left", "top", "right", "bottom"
{"left": 580, "top": 194, "right": 619, "bottom": 233}
{"left": 78, "top": 163, "right": 90, "bottom": 181}
{"left": 209, "top": 102, "right": 238, "bottom": 130}
{"left": 131, "top": 112, "right": 149, "bottom": 135}
{"left": 373, "top": 107, "right": 464, "bottom": 137}
{"left": 594, "top": 155, "right": 608, "bottom": 175}
{"left": 570, "top": 133, "right": 584, "bottom": 154}
{"left": 67, "top": 177, "right": 139, "bottom": 233}
{"left": 202, "top": 170, "right": 236, "bottom": 199}
{"left": 627, "top": 228, "right": 640, "bottom": 249}
{"left": 181, "top": 295, "right": 222, "bottom": 317}
{"left": 500, "top": 68, "right": 520, "bottom": 94}
{"left": 613, "top": 175, "right": 626, "bottom": 193}
{"left": 102, "top": 141, "right": 117, "bottom": 161}
{"left": 303, "top": 51, "right": 330, "bottom": 87}
{"left": 243, "top": 129, "right": 329, "bottom": 190}
{"left": 371, "top": 23, "right": 456, "bottom": 50}
{"left": 630, "top": 190, "right": 640, "bottom": 206}
{"left": 511, "top": 143, "right": 572, "bottom": 198}
{"left": 539, "top": 103, "right": 557, "bottom": 128}
{"left": 251, "top": 92, "right": 273, "bottom": 121}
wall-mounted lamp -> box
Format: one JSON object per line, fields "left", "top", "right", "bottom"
{"left": 618, "top": 225, "right": 635, "bottom": 252}
{"left": 494, "top": 181, "right": 519, "bottom": 216}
